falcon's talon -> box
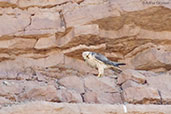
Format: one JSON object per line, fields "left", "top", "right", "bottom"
{"left": 97, "top": 74, "right": 101, "bottom": 78}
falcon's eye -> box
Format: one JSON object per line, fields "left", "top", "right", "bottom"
{"left": 86, "top": 55, "right": 89, "bottom": 59}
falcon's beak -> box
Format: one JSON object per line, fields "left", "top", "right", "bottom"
{"left": 83, "top": 58, "right": 85, "bottom": 61}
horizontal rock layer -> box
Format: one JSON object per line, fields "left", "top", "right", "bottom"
{"left": 1, "top": 101, "right": 171, "bottom": 114}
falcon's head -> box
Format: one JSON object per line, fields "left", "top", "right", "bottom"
{"left": 82, "top": 51, "right": 91, "bottom": 61}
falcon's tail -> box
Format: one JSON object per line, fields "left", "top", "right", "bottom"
{"left": 110, "top": 62, "right": 126, "bottom": 74}
{"left": 111, "top": 62, "right": 126, "bottom": 67}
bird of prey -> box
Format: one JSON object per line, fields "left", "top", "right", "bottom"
{"left": 82, "top": 51, "right": 126, "bottom": 77}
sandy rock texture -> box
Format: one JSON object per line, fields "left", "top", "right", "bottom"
{"left": 0, "top": 0, "right": 171, "bottom": 113}
{"left": 1, "top": 101, "right": 171, "bottom": 114}
{"left": 0, "top": 0, "right": 170, "bottom": 71}
{"left": 0, "top": 67, "right": 171, "bottom": 109}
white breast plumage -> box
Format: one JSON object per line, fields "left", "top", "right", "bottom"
{"left": 85, "top": 57, "right": 97, "bottom": 68}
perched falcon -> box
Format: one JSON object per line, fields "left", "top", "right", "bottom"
{"left": 82, "top": 51, "right": 126, "bottom": 77}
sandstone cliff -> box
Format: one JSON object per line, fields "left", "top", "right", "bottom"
{"left": 0, "top": 0, "right": 171, "bottom": 113}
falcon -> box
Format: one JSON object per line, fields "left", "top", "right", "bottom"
{"left": 82, "top": 51, "right": 126, "bottom": 77}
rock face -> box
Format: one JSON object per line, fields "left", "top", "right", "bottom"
{"left": 123, "top": 86, "right": 161, "bottom": 104}
{"left": 0, "top": 0, "right": 171, "bottom": 113}
{"left": 117, "top": 69, "right": 146, "bottom": 85}
{"left": 58, "top": 76, "right": 85, "bottom": 94}
{"left": 0, "top": 68, "right": 171, "bottom": 108}
{"left": 131, "top": 48, "right": 171, "bottom": 71}
{"left": 146, "top": 74, "right": 171, "bottom": 104}
{"left": 0, "top": 0, "right": 170, "bottom": 72}
{"left": 1, "top": 101, "right": 171, "bottom": 114}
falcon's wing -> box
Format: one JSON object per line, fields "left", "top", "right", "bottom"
{"left": 92, "top": 52, "right": 112, "bottom": 65}
{"left": 92, "top": 52, "right": 126, "bottom": 67}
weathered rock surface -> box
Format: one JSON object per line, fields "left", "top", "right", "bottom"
{"left": 84, "top": 76, "right": 119, "bottom": 93}
{"left": 58, "top": 76, "right": 85, "bottom": 93}
{"left": 117, "top": 69, "right": 146, "bottom": 85}
{"left": 131, "top": 48, "right": 171, "bottom": 71}
{"left": 83, "top": 91, "right": 122, "bottom": 104}
{"left": 0, "top": 67, "right": 170, "bottom": 107}
{"left": 0, "top": 0, "right": 170, "bottom": 71}
{"left": 0, "top": 80, "right": 24, "bottom": 99}
{"left": 18, "top": 84, "right": 59, "bottom": 102}
{"left": 0, "top": 0, "right": 171, "bottom": 112}
{"left": 0, "top": 97, "right": 13, "bottom": 108}
{"left": 121, "top": 80, "right": 139, "bottom": 90}
{"left": 146, "top": 74, "right": 171, "bottom": 104}
{"left": 1, "top": 101, "right": 171, "bottom": 114}
{"left": 56, "top": 88, "right": 83, "bottom": 103}
{"left": 123, "top": 86, "right": 161, "bottom": 104}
